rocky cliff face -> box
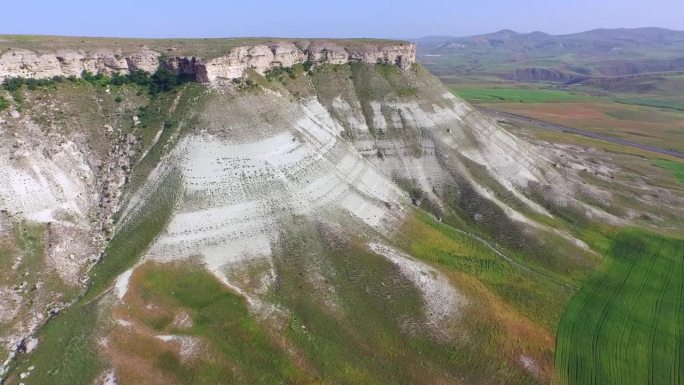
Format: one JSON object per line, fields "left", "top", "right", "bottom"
{"left": 0, "top": 41, "right": 416, "bottom": 83}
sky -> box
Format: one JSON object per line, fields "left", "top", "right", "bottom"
{"left": 2, "top": 0, "right": 683, "bottom": 38}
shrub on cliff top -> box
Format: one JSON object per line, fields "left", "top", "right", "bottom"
{"left": 0, "top": 96, "right": 9, "bottom": 111}
{"left": 2, "top": 77, "right": 24, "bottom": 92}
{"left": 149, "top": 68, "right": 179, "bottom": 95}
{"left": 82, "top": 70, "right": 110, "bottom": 87}
{"left": 3, "top": 67, "right": 193, "bottom": 98}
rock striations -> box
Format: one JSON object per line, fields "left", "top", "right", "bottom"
{"left": 0, "top": 40, "right": 416, "bottom": 83}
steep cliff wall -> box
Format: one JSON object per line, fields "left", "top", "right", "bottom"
{"left": 0, "top": 40, "right": 416, "bottom": 83}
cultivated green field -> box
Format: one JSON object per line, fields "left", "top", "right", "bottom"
{"left": 452, "top": 87, "right": 589, "bottom": 104}
{"left": 654, "top": 159, "right": 684, "bottom": 184}
{"left": 554, "top": 229, "right": 684, "bottom": 385}
{"left": 614, "top": 97, "right": 684, "bottom": 111}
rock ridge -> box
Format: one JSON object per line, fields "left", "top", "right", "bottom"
{"left": 0, "top": 40, "right": 416, "bottom": 83}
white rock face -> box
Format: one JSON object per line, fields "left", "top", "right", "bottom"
{"left": 0, "top": 116, "right": 106, "bottom": 375}
{"left": 125, "top": 48, "right": 161, "bottom": 73}
{"left": 0, "top": 49, "right": 154, "bottom": 79}
{"left": 125, "top": 95, "right": 408, "bottom": 290}
{"left": 368, "top": 242, "right": 466, "bottom": 336}
{"left": 0, "top": 41, "right": 416, "bottom": 83}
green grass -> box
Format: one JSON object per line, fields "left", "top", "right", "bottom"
{"left": 14, "top": 221, "right": 45, "bottom": 270}
{"left": 0, "top": 221, "right": 57, "bottom": 298}
{"left": 554, "top": 229, "right": 684, "bottom": 385}
{"left": 12, "top": 301, "right": 101, "bottom": 385}
{"left": 127, "top": 263, "right": 314, "bottom": 385}
{"left": 274, "top": 221, "right": 436, "bottom": 385}
{"left": 614, "top": 97, "right": 684, "bottom": 111}
{"left": 271, "top": 219, "right": 541, "bottom": 385}
{"left": 452, "top": 87, "right": 590, "bottom": 103}
{"left": 654, "top": 159, "right": 684, "bottom": 183}
{"left": 125, "top": 83, "right": 204, "bottom": 194}
{"left": 400, "top": 212, "right": 574, "bottom": 331}
{"left": 86, "top": 169, "right": 181, "bottom": 300}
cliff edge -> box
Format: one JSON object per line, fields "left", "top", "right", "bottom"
{"left": 0, "top": 37, "right": 416, "bottom": 83}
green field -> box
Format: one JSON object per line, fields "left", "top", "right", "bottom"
{"left": 614, "top": 97, "right": 684, "bottom": 111}
{"left": 554, "top": 229, "right": 684, "bottom": 385}
{"left": 451, "top": 87, "right": 590, "bottom": 104}
{"left": 654, "top": 159, "right": 684, "bottom": 184}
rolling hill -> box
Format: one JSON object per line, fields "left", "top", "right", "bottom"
{"left": 0, "top": 35, "right": 682, "bottom": 385}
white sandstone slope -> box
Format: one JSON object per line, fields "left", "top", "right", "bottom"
{"left": 118, "top": 94, "right": 408, "bottom": 298}
{"left": 369, "top": 242, "right": 466, "bottom": 337}
{"left": 311, "top": 69, "right": 597, "bottom": 253}
{"left": 114, "top": 63, "right": 597, "bottom": 304}
{"left": 0, "top": 115, "right": 102, "bottom": 373}
{"left": 7, "top": 38, "right": 684, "bottom": 385}
{"left": 351, "top": 91, "right": 555, "bottom": 220}
{"left": 0, "top": 115, "right": 114, "bottom": 285}
{"left": 0, "top": 85, "right": 138, "bottom": 374}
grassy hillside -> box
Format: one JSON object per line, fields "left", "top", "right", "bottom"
{"left": 3, "top": 58, "right": 683, "bottom": 385}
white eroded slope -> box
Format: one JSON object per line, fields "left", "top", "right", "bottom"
{"left": 369, "top": 242, "right": 466, "bottom": 337}
{"left": 125, "top": 95, "right": 408, "bottom": 291}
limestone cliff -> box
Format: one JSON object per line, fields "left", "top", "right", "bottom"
{"left": 0, "top": 40, "right": 416, "bottom": 83}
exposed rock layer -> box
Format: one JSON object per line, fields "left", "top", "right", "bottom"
{"left": 0, "top": 41, "right": 416, "bottom": 83}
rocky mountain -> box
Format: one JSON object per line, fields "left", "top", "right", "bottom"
{"left": 0, "top": 36, "right": 682, "bottom": 385}
{"left": 414, "top": 27, "right": 684, "bottom": 82}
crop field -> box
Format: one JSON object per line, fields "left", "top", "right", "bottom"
{"left": 451, "top": 87, "right": 589, "bottom": 104}
{"left": 483, "top": 101, "right": 684, "bottom": 152}
{"left": 654, "top": 159, "right": 684, "bottom": 184}
{"left": 615, "top": 97, "right": 684, "bottom": 111}
{"left": 554, "top": 229, "right": 684, "bottom": 385}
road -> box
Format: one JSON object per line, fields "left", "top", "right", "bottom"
{"left": 478, "top": 106, "right": 684, "bottom": 159}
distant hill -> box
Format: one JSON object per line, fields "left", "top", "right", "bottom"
{"left": 414, "top": 27, "right": 684, "bottom": 83}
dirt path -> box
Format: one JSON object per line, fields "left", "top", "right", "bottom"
{"left": 453, "top": 224, "right": 578, "bottom": 290}
{"left": 478, "top": 106, "right": 684, "bottom": 159}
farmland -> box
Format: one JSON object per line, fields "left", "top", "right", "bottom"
{"left": 654, "top": 159, "right": 684, "bottom": 183}
{"left": 452, "top": 87, "right": 590, "bottom": 104}
{"left": 554, "top": 229, "right": 684, "bottom": 385}
{"left": 470, "top": 96, "right": 684, "bottom": 152}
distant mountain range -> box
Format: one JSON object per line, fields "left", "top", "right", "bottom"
{"left": 413, "top": 28, "right": 684, "bottom": 83}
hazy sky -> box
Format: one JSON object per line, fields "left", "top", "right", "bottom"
{"left": 3, "top": 0, "right": 683, "bottom": 38}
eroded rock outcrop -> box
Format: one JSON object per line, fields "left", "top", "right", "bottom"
{"left": 0, "top": 40, "right": 416, "bottom": 83}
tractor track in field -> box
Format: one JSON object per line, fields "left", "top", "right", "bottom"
{"left": 478, "top": 106, "right": 684, "bottom": 159}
